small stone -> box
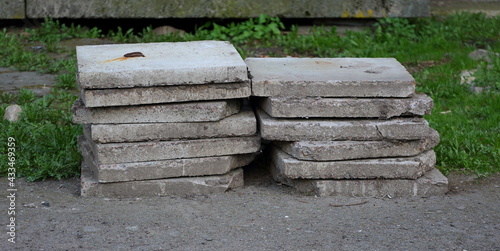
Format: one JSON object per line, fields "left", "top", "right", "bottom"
{"left": 457, "top": 206, "right": 466, "bottom": 210}
{"left": 23, "top": 203, "right": 37, "bottom": 208}
{"left": 125, "top": 226, "right": 139, "bottom": 231}
{"left": 152, "top": 25, "right": 186, "bottom": 35}
{"left": 3, "top": 104, "right": 22, "bottom": 122}
{"left": 41, "top": 201, "right": 50, "bottom": 207}
{"left": 468, "top": 49, "right": 499, "bottom": 63}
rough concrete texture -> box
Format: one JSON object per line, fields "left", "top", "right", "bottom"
{"left": 257, "top": 93, "right": 433, "bottom": 118}
{"left": 274, "top": 167, "right": 448, "bottom": 197}
{"left": 76, "top": 41, "right": 247, "bottom": 89}
{"left": 81, "top": 81, "right": 250, "bottom": 107}
{"left": 276, "top": 130, "right": 439, "bottom": 161}
{"left": 72, "top": 98, "right": 240, "bottom": 124}
{"left": 0, "top": 67, "right": 56, "bottom": 96}
{"left": 3, "top": 104, "right": 23, "bottom": 122}
{"left": 79, "top": 136, "right": 255, "bottom": 182}
{"left": 81, "top": 162, "right": 244, "bottom": 197}
{"left": 0, "top": 0, "right": 25, "bottom": 18}
{"left": 25, "top": 0, "right": 429, "bottom": 18}
{"left": 256, "top": 108, "right": 437, "bottom": 141}
{"left": 247, "top": 58, "right": 415, "bottom": 98}
{"left": 270, "top": 146, "right": 436, "bottom": 180}
{"left": 85, "top": 109, "right": 256, "bottom": 143}
{"left": 86, "top": 135, "right": 261, "bottom": 164}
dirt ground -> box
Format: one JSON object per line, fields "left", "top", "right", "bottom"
{"left": 1, "top": 164, "right": 499, "bottom": 251}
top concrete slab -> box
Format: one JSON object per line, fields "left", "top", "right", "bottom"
{"left": 247, "top": 58, "right": 416, "bottom": 98}
{"left": 77, "top": 41, "right": 248, "bottom": 89}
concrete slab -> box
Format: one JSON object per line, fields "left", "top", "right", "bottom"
{"left": 85, "top": 109, "right": 256, "bottom": 143}
{"left": 256, "top": 108, "right": 437, "bottom": 141}
{"left": 0, "top": 67, "right": 56, "bottom": 97}
{"left": 86, "top": 135, "right": 261, "bottom": 164}
{"left": 79, "top": 136, "right": 255, "bottom": 182}
{"left": 257, "top": 93, "right": 433, "bottom": 118}
{"left": 270, "top": 146, "right": 436, "bottom": 180}
{"left": 76, "top": 41, "right": 248, "bottom": 89}
{"left": 276, "top": 130, "right": 439, "bottom": 161}
{"left": 273, "top": 168, "right": 448, "bottom": 197}
{"left": 72, "top": 98, "right": 240, "bottom": 124}
{"left": 26, "top": 0, "right": 430, "bottom": 19}
{"left": 81, "top": 163, "right": 244, "bottom": 197}
{"left": 246, "top": 58, "right": 415, "bottom": 97}
{"left": 81, "top": 81, "right": 250, "bottom": 107}
{"left": 0, "top": 0, "right": 25, "bottom": 19}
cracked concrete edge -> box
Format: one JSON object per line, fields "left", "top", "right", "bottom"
{"left": 257, "top": 93, "right": 434, "bottom": 119}
{"left": 272, "top": 166, "right": 448, "bottom": 198}
{"left": 270, "top": 146, "right": 436, "bottom": 180}
{"left": 78, "top": 135, "right": 256, "bottom": 182}
{"left": 275, "top": 129, "right": 439, "bottom": 161}
{"left": 80, "top": 162, "right": 245, "bottom": 197}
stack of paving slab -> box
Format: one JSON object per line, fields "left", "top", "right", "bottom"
{"left": 247, "top": 57, "right": 448, "bottom": 198}
{"left": 73, "top": 41, "right": 260, "bottom": 197}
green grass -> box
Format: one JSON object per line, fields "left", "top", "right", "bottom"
{"left": 0, "top": 13, "right": 499, "bottom": 181}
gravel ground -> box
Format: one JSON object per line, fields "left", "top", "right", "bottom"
{"left": 1, "top": 164, "right": 499, "bottom": 251}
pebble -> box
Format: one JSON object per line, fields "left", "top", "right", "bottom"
{"left": 3, "top": 104, "right": 23, "bottom": 122}
{"left": 125, "top": 226, "right": 139, "bottom": 231}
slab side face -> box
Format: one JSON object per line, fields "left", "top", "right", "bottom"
{"left": 258, "top": 93, "right": 433, "bottom": 118}
{"left": 256, "top": 108, "right": 435, "bottom": 141}
{"left": 81, "top": 163, "right": 244, "bottom": 197}
{"left": 79, "top": 136, "right": 255, "bottom": 182}
{"left": 77, "top": 41, "right": 248, "bottom": 89}
{"left": 87, "top": 135, "right": 261, "bottom": 164}
{"left": 247, "top": 58, "right": 415, "bottom": 97}
{"left": 0, "top": 0, "right": 25, "bottom": 19}
{"left": 81, "top": 81, "right": 250, "bottom": 107}
{"left": 87, "top": 109, "right": 257, "bottom": 143}
{"left": 276, "top": 130, "right": 439, "bottom": 161}
{"left": 273, "top": 168, "right": 448, "bottom": 198}
{"left": 271, "top": 147, "right": 436, "bottom": 180}
{"left": 72, "top": 98, "right": 240, "bottom": 124}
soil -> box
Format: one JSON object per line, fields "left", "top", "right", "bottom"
{"left": 1, "top": 165, "right": 499, "bottom": 251}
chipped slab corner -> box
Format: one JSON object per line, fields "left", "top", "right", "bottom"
{"left": 81, "top": 161, "right": 244, "bottom": 197}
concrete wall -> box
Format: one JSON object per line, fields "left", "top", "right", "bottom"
{"left": 0, "top": 0, "right": 25, "bottom": 19}
{"left": 2, "top": 0, "right": 430, "bottom": 19}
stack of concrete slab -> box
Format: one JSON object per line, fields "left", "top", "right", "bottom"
{"left": 73, "top": 41, "right": 260, "bottom": 197}
{"left": 247, "top": 57, "right": 448, "bottom": 197}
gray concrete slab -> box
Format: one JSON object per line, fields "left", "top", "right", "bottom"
{"left": 0, "top": 67, "right": 56, "bottom": 97}
{"left": 256, "top": 108, "right": 437, "bottom": 141}
{"left": 81, "top": 162, "right": 244, "bottom": 197}
{"left": 79, "top": 136, "right": 255, "bottom": 182}
{"left": 247, "top": 58, "right": 415, "bottom": 98}
{"left": 76, "top": 41, "right": 248, "bottom": 89}
{"left": 85, "top": 109, "right": 256, "bottom": 143}
{"left": 0, "top": 0, "right": 25, "bottom": 19}
{"left": 273, "top": 167, "right": 448, "bottom": 197}
{"left": 270, "top": 146, "right": 436, "bottom": 180}
{"left": 26, "top": 0, "right": 430, "bottom": 18}
{"left": 81, "top": 81, "right": 250, "bottom": 107}
{"left": 86, "top": 135, "right": 261, "bottom": 164}
{"left": 276, "top": 130, "right": 439, "bottom": 161}
{"left": 72, "top": 98, "right": 240, "bottom": 124}
{"left": 257, "top": 93, "right": 433, "bottom": 118}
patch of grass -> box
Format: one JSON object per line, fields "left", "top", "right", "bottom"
{"left": 0, "top": 89, "right": 81, "bottom": 181}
